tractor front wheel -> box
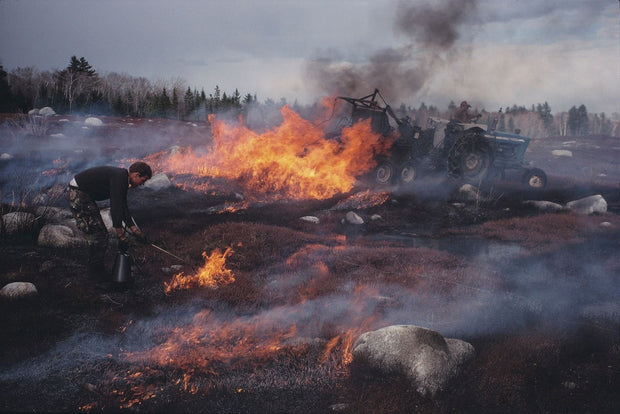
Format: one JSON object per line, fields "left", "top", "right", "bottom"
{"left": 522, "top": 168, "right": 547, "bottom": 189}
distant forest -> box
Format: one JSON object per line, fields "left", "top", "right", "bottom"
{"left": 0, "top": 56, "right": 618, "bottom": 138}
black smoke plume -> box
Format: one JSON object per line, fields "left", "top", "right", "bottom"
{"left": 305, "top": 0, "right": 478, "bottom": 102}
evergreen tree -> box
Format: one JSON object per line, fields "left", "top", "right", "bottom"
{"left": 184, "top": 87, "right": 195, "bottom": 118}
{"left": 242, "top": 93, "right": 254, "bottom": 105}
{"left": 567, "top": 106, "right": 578, "bottom": 135}
{"left": 447, "top": 101, "right": 456, "bottom": 114}
{"left": 59, "top": 56, "right": 99, "bottom": 113}
{"left": 213, "top": 85, "right": 221, "bottom": 110}
{"left": 68, "top": 56, "right": 97, "bottom": 76}
{"left": 536, "top": 101, "right": 553, "bottom": 131}
{"left": 152, "top": 87, "right": 171, "bottom": 118}
{"left": 171, "top": 88, "right": 179, "bottom": 119}
{"left": 567, "top": 104, "right": 589, "bottom": 136}
{"left": 498, "top": 113, "right": 506, "bottom": 131}
{"left": 0, "top": 65, "right": 14, "bottom": 112}
{"left": 576, "top": 104, "right": 588, "bottom": 135}
{"left": 233, "top": 88, "right": 241, "bottom": 108}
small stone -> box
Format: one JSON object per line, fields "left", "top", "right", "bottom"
{"left": 551, "top": 149, "right": 573, "bottom": 157}
{"left": 1, "top": 282, "right": 38, "bottom": 299}
{"left": 562, "top": 381, "right": 576, "bottom": 390}
{"left": 345, "top": 211, "right": 364, "bottom": 225}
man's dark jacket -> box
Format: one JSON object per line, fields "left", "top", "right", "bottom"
{"left": 74, "top": 166, "right": 133, "bottom": 228}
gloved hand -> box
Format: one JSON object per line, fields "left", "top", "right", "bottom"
{"left": 132, "top": 229, "right": 149, "bottom": 245}
{"left": 118, "top": 234, "right": 129, "bottom": 253}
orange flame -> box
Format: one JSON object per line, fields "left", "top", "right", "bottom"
{"left": 164, "top": 247, "right": 235, "bottom": 293}
{"left": 157, "top": 105, "right": 391, "bottom": 200}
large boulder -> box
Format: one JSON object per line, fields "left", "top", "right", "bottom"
{"left": 37, "top": 224, "right": 88, "bottom": 247}
{"left": 353, "top": 325, "right": 475, "bottom": 395}
{"left": 566, "top": 194, "right": 607, "bottom": 215}
{"left": 144, "top": 173, "right": 173, "bottom": 191}
{"left": 35, "top": 206, "right": 74, "bottom": 222}
{"left": 1, "top": 212, "right": 37, "bottom": 235}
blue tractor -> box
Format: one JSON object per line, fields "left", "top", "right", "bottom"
{"left": 334, "top": 89, "right": 547, "bottom": 190}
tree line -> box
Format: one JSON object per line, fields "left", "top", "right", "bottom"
{"left": 399, "top": 100, "right": 618, "bottom": 138}
{"left": 1, "top": 56, "right": 618, "bottom": 138}
{"left": 0, "top": 56, "right": 256, "bottom": 121}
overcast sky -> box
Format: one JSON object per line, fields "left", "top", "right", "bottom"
{"left": 0, "top": 0, "right": 618, "bottom": 114}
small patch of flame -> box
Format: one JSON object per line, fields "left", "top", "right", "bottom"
{"left": 164, "top": 247, "right": 235, "bottom": 293}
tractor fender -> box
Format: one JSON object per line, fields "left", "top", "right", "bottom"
{"left": 463, "top": 126, "right": 486, "bottom": 135}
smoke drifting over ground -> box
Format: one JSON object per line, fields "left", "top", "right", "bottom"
{"left": 305, "top": 0, "right": 478, "bottom": 102}
{"left": 2, "top": 224, "right": 617, "bottom": 389}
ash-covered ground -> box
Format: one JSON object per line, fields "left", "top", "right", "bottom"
{"left": 0, "top": 114, "right": 618, "bottom": 413}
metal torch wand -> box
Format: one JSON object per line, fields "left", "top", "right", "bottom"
{"left": 149, "top": 242, "right": 189, "bottom": 264}
{"left": 124, "top": 221, "right": 196, "bottom": 268}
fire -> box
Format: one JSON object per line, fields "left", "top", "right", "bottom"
{"left": 164, "top": 247, "right": 235, "bottom": 293}
{"left": 41, "top": 157, "right": 71, "bottom": 177}
{"left": 320, "top": 329, "right": 359, "bottom": 366}
{"left": 112, "top": 284, "right": 387, "bottom": 405}
{"left": 156, "top": 104, "right": 390, "bottom": 200}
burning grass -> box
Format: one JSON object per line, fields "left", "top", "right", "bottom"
{"left": 144, "top": 106, "right": 391, "bottom": 202}
{"left": 164, "top": 247, "right": 235, "bottom": 293}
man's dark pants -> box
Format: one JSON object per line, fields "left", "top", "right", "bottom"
{"left": 65, "top": 186, "right": 110, "bottom": 269}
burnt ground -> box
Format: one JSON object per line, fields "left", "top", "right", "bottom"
{"left": 0, "top": 114, "right": 619, "bottom": 413}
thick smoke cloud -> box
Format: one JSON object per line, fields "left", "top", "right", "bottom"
{"left": 393, "top": 0, "right": 477, "bottom": 49}
{"left": 305, "top": 0, "right": 478, "bottom": 103}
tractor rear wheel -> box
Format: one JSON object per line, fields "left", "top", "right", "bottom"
{"left": 398, "top": 162, "right": 417, "bottom": 189}
{"left": 447, "top": 133, "right": 491, "bottom": 183}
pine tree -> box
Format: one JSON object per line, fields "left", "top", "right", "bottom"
{"left": 498, "top": 113, "right": 506, "bottom": 131}
{"left": 233, "top": 88, "right": 241, "bottom": 108}
{"left": 243, "top": 93, "right": 254, "bottom": 105}
{"left": 60, "top": 56, "right": 98, "bottom": 113}
{"left": 536, "top": 102, "right": 553, "bottom": 132}
{"left": 171, "top": 88, "right": 179, "bottom": 119}
{"left": 184, "top": 87, "right": 195, "bottom": 118}
{"left": 576, "top": 104, "right": 588, "bottom": 135}
{"left": 0, "top": 65, "right": 14, "bottom": 112}
{"left": 567, "top": 104, "right": 589, "bottom": 136}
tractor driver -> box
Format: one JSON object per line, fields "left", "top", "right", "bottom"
{"left": 452, "top": 101, "right": 481, "bottom": 123}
